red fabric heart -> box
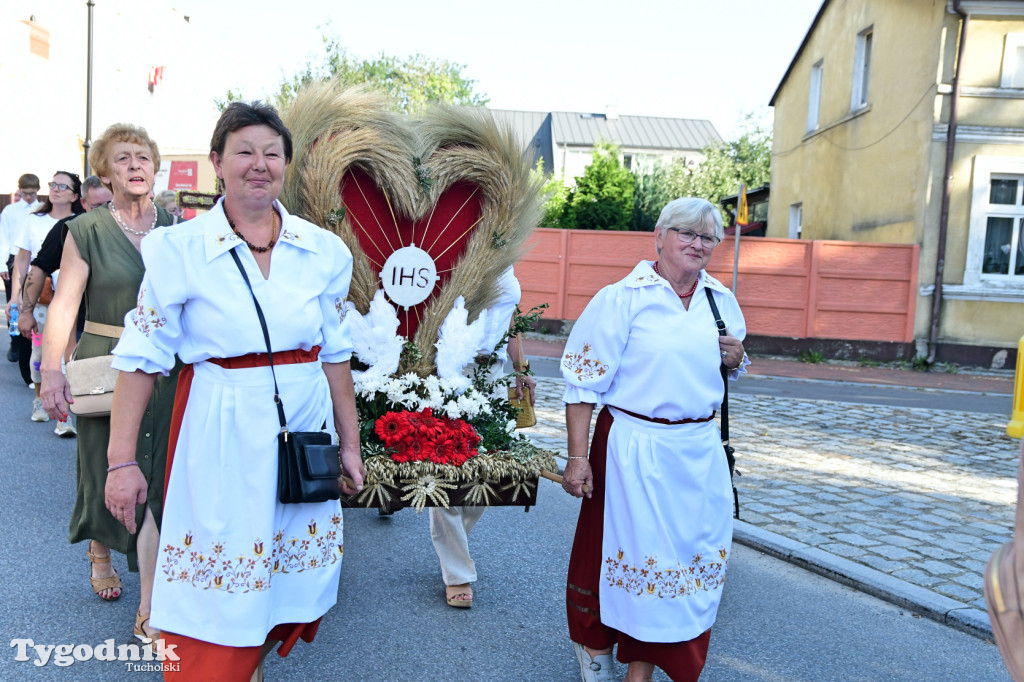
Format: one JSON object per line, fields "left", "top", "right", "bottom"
{"left": 341, "top": 166, "right": 484, "bottom": 339}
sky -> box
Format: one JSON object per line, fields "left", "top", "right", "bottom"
{"left": 173, "top": 0, "right": 823, "bottom": 140}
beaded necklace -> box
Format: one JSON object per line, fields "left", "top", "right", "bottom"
{"left": 224, "top": 206, "right": 279, "bottom": 253}
{"left": 653, "top": 261, "right": 699, "bottom": 298}
{"left": 110, "top": 202, "right": 158, "bottom": 237}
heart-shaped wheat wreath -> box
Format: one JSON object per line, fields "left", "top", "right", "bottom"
{"left": 278, "top": 83, "right": 555, "bottom": 510}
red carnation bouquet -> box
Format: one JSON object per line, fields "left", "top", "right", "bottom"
{"left": 374, "top": 408, "right": 481, "bottom": 466}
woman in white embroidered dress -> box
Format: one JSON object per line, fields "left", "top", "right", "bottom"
{"left": 107, "top": 101, "right": 364, "bottom": 680}
{"left": 561, "top": 197, "right": 748, "bottom": 682}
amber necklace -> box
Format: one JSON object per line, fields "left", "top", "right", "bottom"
{"left": 653, "top": 261, "right": 699, "bottom": 298}
{"left": 224, "top": 205, "right": 279, "bottom": 253}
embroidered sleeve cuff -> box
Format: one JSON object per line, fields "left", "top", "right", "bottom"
{"left": 562, "top": 384, "right": 601, "bottom": 405}
{"left": 318, "top": 349, "right": 353, "bottom": 364}
{"left": 110, "top": 353, "right": 173, "bottom": 377}
{"left": 728, "top": 353, "right": 751, "bottom": 381}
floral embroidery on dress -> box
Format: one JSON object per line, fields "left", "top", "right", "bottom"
{"left": 604, "top": 547, "right": 728, "bottom": 598}
{"left": 159, "top": 514, "right": 344, "bottom": 593}
{"left": 335, "top": 297, "right": 348, "bottom": 323}
{"left": 216, "top": 233, "right": 239, "bottom": 244}
{"left": 632, "top": 273, "right": 661, "bottom": 284}
{"left": 562, "top": 343, "right": 609, "bottom": 382}
{"left": 133, "top": 287, "right": 167, "bottom": 336}
{"left": 279, "top": 229, "right": 300, "bottom": 242}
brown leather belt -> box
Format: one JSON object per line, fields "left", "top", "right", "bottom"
{"left": 611, "top": 406, "right": 715, "bottom": 425}
{"left": 83, "top": 321, "right": 124, "bottom": 339}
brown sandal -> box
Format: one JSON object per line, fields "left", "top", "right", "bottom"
{"left": 87, "top": 547, "right": 122, "bottom": 601}
{"left": 445, "top": 583, "right": 473, "bottom": 608}
{"left": 135, "top": 611, "right": 162, "bottom": 655}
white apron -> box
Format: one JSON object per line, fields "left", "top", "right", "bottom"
{"left": 149, "top": 359, "right": 344, "bottom": 647}
{"left": 598, "top": 407, "right": 733, "bottom": 643}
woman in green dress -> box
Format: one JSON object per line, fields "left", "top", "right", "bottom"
{"left": 39, "top": 123, "right": 179, "bottom": 645}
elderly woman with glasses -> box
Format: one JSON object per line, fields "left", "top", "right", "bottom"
{"left": 560, "top": 197, "right": 749, "bottom": 682}
{"left": 40, "top": 124, "right": 180, "bottom": 648}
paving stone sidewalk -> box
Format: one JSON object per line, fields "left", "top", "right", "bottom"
{"left": 524, "top": 375, "right": 1019, "bottom": 637}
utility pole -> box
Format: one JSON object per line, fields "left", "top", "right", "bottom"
{"left": 83, "top": 0, "right": 95, "bottom": 176}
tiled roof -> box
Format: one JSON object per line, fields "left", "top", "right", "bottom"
{"left": 487, "top": 109, "right": 721, "bottom": 152}
{"left": 549, "top": 111, "right": 720, "bottom": 150}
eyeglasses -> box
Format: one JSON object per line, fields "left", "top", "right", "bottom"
{"left": 48, "top": 182, "right": 74, "bottom": 191}
{"left": 667, "top": 227, "right": 720, "bottom": 248}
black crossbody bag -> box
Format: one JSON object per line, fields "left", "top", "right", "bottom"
{"left": 230, "top": 249, "right": 341, "bottom": 504}
{"left": 705, "top": 287, "right": 740, "bottom": 519}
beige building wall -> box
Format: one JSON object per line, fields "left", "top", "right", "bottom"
{"left": 769, "top": 0, "right": 943, "bottom": 246}
{"left": 921, "top": 13, "right": 1024, "bottom": 347}
{"left": 771, "top": 0, "right": 1024, "bottom": 352}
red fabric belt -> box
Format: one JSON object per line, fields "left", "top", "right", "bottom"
{"left": 611, "top": 406, "right": 715, "bottom": 425}
{"left": 207, "top": 346, "right": 320, "bottom": 369}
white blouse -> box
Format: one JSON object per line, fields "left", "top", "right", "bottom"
{"left": 561, "top": 261, "right": 748, "bottom": 420}
{"left": 112, "top": 199, "right": 353, "bottom": 373}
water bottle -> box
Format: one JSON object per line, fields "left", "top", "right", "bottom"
{"left": 8, "top": 303, "right": 17, "bottom": 337}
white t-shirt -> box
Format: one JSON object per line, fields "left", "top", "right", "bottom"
{"left": 0, "top": 199, "right": 39, "bottom": 258}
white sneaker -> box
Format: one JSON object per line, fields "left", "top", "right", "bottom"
{"left": 572, "top": 642, "right": 616, "bottom": 682}
{"left": 31, "top": 397, "right": 49, "bottom": 422}
{"left": 54, "top": 419, "right": 76, "bottom": 438}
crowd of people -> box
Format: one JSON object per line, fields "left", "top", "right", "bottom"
{"left": 2, "top": 101, "right": 747, "bottom": 681}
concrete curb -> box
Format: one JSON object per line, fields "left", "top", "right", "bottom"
{"left": 733, "top": 520, "right": 993, "bottom": 640}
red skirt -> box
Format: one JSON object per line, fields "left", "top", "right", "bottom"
{"left": 565, "top": 407, "right": 712, "bottom": 681}
{"left": 162, "top": 347, "right": 323, "bottom": 681}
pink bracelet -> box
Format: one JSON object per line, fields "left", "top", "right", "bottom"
{"left": 106, "top": 462, "right": 139, "bottom": 473}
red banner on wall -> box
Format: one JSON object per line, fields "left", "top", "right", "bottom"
{"left": 168, "top": 161, "right": 198, "bottom": 190}
{"left": 168, "top": 161, "right": 199, "bottom": 219}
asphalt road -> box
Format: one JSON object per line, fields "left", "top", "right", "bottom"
{"left": 529, "top": 355, "right": 1013, "bottom": 415}
{"left": 0, "top": 351, "right": 1010, "bottom": 680}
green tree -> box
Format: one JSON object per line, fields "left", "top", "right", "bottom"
{"left": 631, "top": 162, "right": 672, "bottom": 232}
{"left": 565, "top": 143, "right": 635, "bottom": 231}
{"left": 216, "top": 32, "right": 488, "bottom": 114}
{"left": 534, "top": 160, "right": 571, "bottom": 229}
{"left": 666, "top": 115, "right": 771, "bottom": 219}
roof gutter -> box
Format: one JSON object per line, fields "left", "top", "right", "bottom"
{"left": 927, "top": 0, "right": 968, "bottom": 364}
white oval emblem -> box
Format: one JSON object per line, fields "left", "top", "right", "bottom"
{"left": 379, "top": 244, "right": 439, "bottom": 309}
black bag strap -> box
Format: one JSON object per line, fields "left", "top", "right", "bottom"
{"left": 705, "top": 286, "right": 740, "bottom": 519}
{"left": 704, "top": 287, "right": 729, "bottom": 443}
{"left": 229, "top": 249, "right": 289, "bottom": 435}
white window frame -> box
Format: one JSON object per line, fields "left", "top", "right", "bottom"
{"left": 964, "top": 155, "right": 1024, "bottom": 289}
{"left": 1001, "top": 33, "right": 1024, "bottom": 88}
{"left": 789, "top": 203, "right": 803, "bottom": 239}
{"left": 807, "top": 60, "right": 823, "bottom": 132}
{"left": 851, "top": 27, "right": 873, "bottom": 111}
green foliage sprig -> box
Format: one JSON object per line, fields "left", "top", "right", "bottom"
{"left": 412, "top": 156, "right": 433, "bottom": 195}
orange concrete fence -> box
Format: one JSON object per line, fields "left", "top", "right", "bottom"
{"left": 518, "top": 228, "right": 919, "bottom": 344}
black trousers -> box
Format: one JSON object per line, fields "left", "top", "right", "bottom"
{"left": 12, "top": 333, "right": 30, "bottom": 384}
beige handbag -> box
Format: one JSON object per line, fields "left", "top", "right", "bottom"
{"left": 66, "top": 354, "right": 119, "bottom": 417}
{"left": 984, "top": 439, "right": 1024, "bottom": 681}
{"left": 507, "top": 337, "right": 537, "bottom": 429}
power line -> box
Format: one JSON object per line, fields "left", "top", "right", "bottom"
{"left": 771, "top": 82, "right": 937, "bottom": 157}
